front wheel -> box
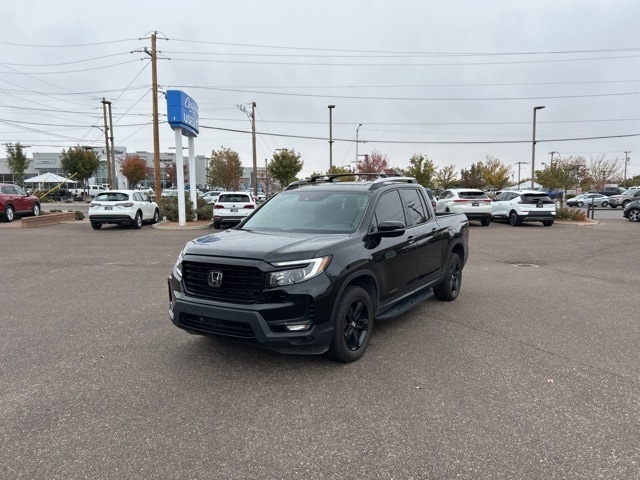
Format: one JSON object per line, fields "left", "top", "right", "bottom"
{"left": 577, "top": 201, "right": 584, "bottom": 207}
{"left": 2, "top": 205, "right": 15, "bottom": 222}
{"left": 509, "top": 211, "right": 521, "bottom": 226}
{"left": 325, "top": 286, "right": 374, "bottom": 363}
{"left": 627, "top": 208, "right": 640, "bottom": 222}
{"left": 434, "top": 253, "right": 462, "bottom": 301}
{"left": 32, "top": 203, "right": 41, "bottom": 216}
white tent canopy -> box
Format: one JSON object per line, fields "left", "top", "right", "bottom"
{"left": 24, "top": 172, "right": 77, "bottom": 184}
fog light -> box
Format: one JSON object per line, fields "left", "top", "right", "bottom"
{"left": 285, "top": 323, "right": 312, "bottom": 332}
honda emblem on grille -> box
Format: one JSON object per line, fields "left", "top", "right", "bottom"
{"left": 208, "top": 270, "right": 223, "bottom": 287}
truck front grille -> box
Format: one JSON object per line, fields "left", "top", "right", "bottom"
{"left": 183, "top": 261, "right": 264, "bottom": 304}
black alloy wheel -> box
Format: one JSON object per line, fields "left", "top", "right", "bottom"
{"left": 326, "top": 285, "right": 374, "bottom": 363}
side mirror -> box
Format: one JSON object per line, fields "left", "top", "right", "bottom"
{"left": 374, "top": 220, "right": 406, "bottom": 237}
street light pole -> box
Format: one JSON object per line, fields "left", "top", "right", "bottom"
{"left": 549, "top": 151, "right": 558, "bottom": 165}
{"left": 328, "top": 105, "right": 335, "bottom": 171}
{"left": 531, "top": 105, "right": 546, "bottom": 189}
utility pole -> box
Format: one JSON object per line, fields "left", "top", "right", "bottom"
{"left": 101, "top": 98, "right": 112, "bottom": 188}
{"left": 107, "top": 101, "right": 116, "bottom": 187}
{"left": 251, "top": 102, "right": 257, "bottom": 199}
{"left": 624, "top": 151, "right": 631, "bottom": 183}
{"left": 145, "top": 32, "right": 161, "bottom": 199}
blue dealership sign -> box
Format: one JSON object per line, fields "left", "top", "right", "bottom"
{"left": 166, "top": 90, "right": 199, "bottom": 137}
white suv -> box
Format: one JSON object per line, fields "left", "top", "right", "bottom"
{"left": 435, "top": 188, "right": 492, "bottom": 226}
{"left": 491, "top": 190, "right": 556, "bottom": 226}
{"left": 213, "top": 192, "right": 256, "bottom": 229}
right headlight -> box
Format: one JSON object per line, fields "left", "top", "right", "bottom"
{"left": 267, "top": 256, "right": 331, "bottom": 287}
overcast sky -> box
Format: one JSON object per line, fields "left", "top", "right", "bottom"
{"left": 2, "top": 0, "right": 639, "bottom": 180}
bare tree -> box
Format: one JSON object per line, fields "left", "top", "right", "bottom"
{"left": 588, "top": 154, "right": 624, "bottom": 188}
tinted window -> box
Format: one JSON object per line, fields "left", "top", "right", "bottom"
{"left": 219, "top": 194, "right": 251, "bottom": 203}
{"left": 521, "top": 194, "right": 553, "bottom": 204}
{"left": 401, "top": 189, "right": 428, "bottom": 226}
{"left": 458, "top": 190, "right": 488, "bottom": 199}
{"left": 375, "top": 191, "right": 405, "bottom": 226}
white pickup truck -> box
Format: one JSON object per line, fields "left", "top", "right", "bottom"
{"left": 69, "top": 185, "right": 107, "bottom": 198}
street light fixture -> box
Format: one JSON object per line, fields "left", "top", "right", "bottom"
{"left": 328, "top": 105, "right": 335, "bottom": 171}
{"left": 531, "top": 106, "right": 545, "bottom": 189}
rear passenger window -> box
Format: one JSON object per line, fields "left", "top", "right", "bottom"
{"left": 401, "top": 189, "right": 429, "bottom": 226}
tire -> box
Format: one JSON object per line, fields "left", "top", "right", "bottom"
{"left": 152, "top": 209, "right": 160, "bottom": 224}
{"left": 622, "top": 200, "right": 631, "bottom": 208}
{"left": 481, "top": 217, "right": 490, "bottom": 226}
{"left": 509, "top": 211, "right": 521, "bottom": 226}
{"left": 434, "top": 253, "right": 462, "bottom": 301}
{"left": 602, "top": 201, "right": 608, "bottom": 207}
{"left": 577, "top": 201, "right": 584, "bottom": 207}
{"left": 213, "top": 221, "right": 221, "bottom": 229}
{"left": 542, "top": 220, "right": 554, "bottom": 227}
{"left": 627, "top": 208, "right": 640, "bottom": 222}
{"left": 32, "top": 203, "right": 41, "bottom": 216}
{"left": 2, "top": 205, "right": 15, "bottom": 222}
{"left": 325, "top": 285, "right": 374, "bottom": 363}
{"left": 91, "top": 222, "right": 102, "bottom": 230}
{"left": 132, "top": 211, "right": 142, "bottom": 229}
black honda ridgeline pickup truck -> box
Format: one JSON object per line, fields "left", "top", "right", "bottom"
{"left": 168, "top": 175, "right": 469, "bottom": 362}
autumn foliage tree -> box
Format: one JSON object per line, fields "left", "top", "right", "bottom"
{"left": 120, "top": 154, "right": 152, "bottom": 187}
{"left": 207, "top": 147, "right": 244, "bottom": 190}
{"left": 357, "top": 150, "right": 395, "bottom": 175}
{"left": 268, "top": 148, "right": 303, "bottom": 187}
{"left": 406, "top": 154, "right": 437, "bottom": 187}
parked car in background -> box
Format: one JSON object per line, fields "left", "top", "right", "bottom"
{"left": 424, "top": 187, "right": 436, "bottom": 209}
{"left": 608, "top": 189, "right": 640, "bottom": 208}
{"left": 435, "top": 188, "right": 492, "bottom": 225}
{"left": 0, "top": 183, "right": 41, "bottom": 222}
{"left": 88, "top": 190, "right": 160, "bottom": 230}
{"left": 201, "top": 190, "right": 223, "bottom": 205}
{"left": 491, "top": 190, "right": 556, "bottom": 226}
{"left": 622, "top": 200, "right": 640, "bottom": 222}
{"left": 589, "top": 187, "right": 626, "bottom": 196}
{"left": 566, "top": 193, "right": 610, "bottom": 208}
{"left": 212, "top": 191, "right": 257, "bottom": 229}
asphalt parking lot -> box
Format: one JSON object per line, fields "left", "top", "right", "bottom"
{"left": 1, "top": 218, "right": 638, "bottom": 479}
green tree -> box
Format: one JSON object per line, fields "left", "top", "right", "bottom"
{"left": 60, "top": 146, "right": 100, "bottom": 189}
{"left": 326, "top": 165, "right": 355, "bottom": 181}
{"left": 460, "top": 163, "right": 484, "bottom": 188}
{"left": 207, "top": 147, "right": 244, "bottom": 190}
{"left": 405, "top": 154, "right": 436, "bottom": 186}
{"left": 268, "top": 148, "right": 303, "bottom": 187}
{"left": 5, "top": 142, "right": 31, "bottom": 185}
{"left": 435, "top": 164, "right": 458, "bottom": 189}
{"left": 120, "top": 154, "right": 153, "bottom": 187}
{"left": 481, "top": 156, "right": 511, "bottom": 189}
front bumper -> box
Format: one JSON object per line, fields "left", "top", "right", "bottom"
{"left": 167, "top": 273, "right": 335, "bottom": 355}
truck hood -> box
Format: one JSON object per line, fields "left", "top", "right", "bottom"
{"left": 183, "top": 228, "right": 352, "bottom": 263}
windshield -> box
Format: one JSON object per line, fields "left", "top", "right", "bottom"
{"left": 241, "top": 190, "right": 369, "bottom": 233}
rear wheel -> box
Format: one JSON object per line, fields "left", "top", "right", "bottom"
{"left": 434, "top": 253, "right": 462, "bottom": 301}
{"left": 131, "top": 211, "right": 142, "bottom": 229}
{"left": 91, "top": 222, "right": 102, "bottom": 230}
{"left": 509, "top": 211, "right": 521, "bottom": 226}
{"left": 2, "top": 205, "right": 15, "bottom": 222}
{"left": 151, "top": 209, "right": 160, "bottom": 224}
{"left": 602, "top": 201, "right": 609, "bottom": 207}
{"left": 627, "top": 208, "right": 640, "bottom": 222}
{"left": 480, "top": 217, "right": 490, "bottom": 226}
{"left": 213, "top": 221, "right": 221, "bottom": 229}
{"left": 325, "top": 286, "right": 374, "bottom": 363}
{"left": 542, "top": 220, "right": 554, "bottom": 227}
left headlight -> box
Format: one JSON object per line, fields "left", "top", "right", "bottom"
{"left": 267, "top": 256, "right": 332, "bottom": 287}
